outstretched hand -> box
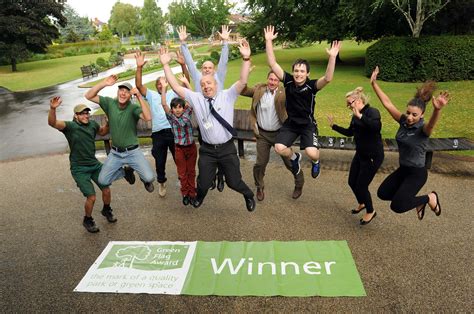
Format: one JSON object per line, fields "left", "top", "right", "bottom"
{"left": 135, "top": 50, "right": 147, "bottom": 68}
{"left": 326, "top": 114, "right": 335, "bottom": 127}
{"left": 432, "top": 91, "right": 450, "bottom": 110}
{"left": 104, "top": 75, "right": 118, "bottom": 86}
{"left": 159, "top": 47, "right": 171, "bottom": 65}
{"left": 177, "top": 73, "right": 189, "bottom": 85}
{"left": 370, "top": 66, "right": 379, "bottom": 84}
{"left": 176, "top": 49, "right": 185, "bottom": 65}
{"left": 264, "top": 25, "right": 278, "bottom": 41}
{"left": 130, "top": 87, "right": 140, "bottom": 97}
{"left": 178, "top": 25, "right": 189, "bottom": 43}
{"left": 218, "top": 25, "right": 231, "bottom": 41}
{"left": 238, "top": 38, "right": 251, "bottom": 58}
{"left": 326, "top": 40, "right": 342, "bottom": 58}
{"left": 158, "top": 76, "right": 168, "bottom": 93}
{"left": 50, "top": 96, "right": 62, "bottom": 109}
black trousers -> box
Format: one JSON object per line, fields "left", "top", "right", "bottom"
{"left": 197, "top": 140, "right": 253, "bottom": 199}
{"left": 151, "top": 129, "right": 175, "bottom": 183}
{"left": 348, "top": 151, "right": 384, "bottom": 213}
{"left": 377, "top": 165, "right": 429, "bottom": 213}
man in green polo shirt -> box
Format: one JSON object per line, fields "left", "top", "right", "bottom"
{"left": 48, "top": 97, "right": 116, "bottom": 233}
{"left": 85, "top": 75, "right": 155, "bottom": 192}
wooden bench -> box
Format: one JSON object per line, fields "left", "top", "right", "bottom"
{"left": 91, "top": 109, "right": 474, "bottom": 169}
{"left": 81, "top": 65, "right": 98, "bottom": 80}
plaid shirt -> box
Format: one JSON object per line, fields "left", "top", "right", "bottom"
{"left": 166, "top": 106, "right": 195, "bottom": 146}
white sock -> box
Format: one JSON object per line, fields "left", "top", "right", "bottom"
{"left": 290, "top": 153, "right": 297, "bottom": 160}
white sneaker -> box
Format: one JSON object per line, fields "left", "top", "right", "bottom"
{"left": 158, "top": 182, "right": 167, "bottom": 197}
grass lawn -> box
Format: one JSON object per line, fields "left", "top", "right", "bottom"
{"left": 0, "top": 53, "right": 109, "bottom": 91}
{"left": 219, "top": 41, "right": 473, "bottom": 140}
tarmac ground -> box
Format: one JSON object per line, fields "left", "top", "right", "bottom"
{"left": 2, "top": 146, "right": 473, "bottom": 312}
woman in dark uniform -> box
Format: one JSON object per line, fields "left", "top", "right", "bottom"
{"left": 371, "top": 66, "right": 448, "bottom": 220}
{"left": 328, "top": 87, "right": 384, "bottom": 225}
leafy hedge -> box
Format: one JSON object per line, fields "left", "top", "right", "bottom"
{"left": 365, "top": 35, "right": 474, "bottom": 82}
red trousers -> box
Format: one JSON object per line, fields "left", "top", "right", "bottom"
{"left": 175, "top": 143, "right": 197, "bottom": 197}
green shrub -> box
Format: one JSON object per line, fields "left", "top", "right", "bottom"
{"left": 366, "top": 35, "right": 474, "bottom": 82}
{"left": 210, "top": 50, "right": 220, "bottom": 61}
{"left": 96, "top": 57, "right": 109, "bottom": 68}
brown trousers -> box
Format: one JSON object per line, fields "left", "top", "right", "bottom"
{"left": 254, "top": 128, "right": 304, "bottom": 189}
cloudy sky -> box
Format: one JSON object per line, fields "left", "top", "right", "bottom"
{"left": 66, "top": 0, "right": 246, "bottom": 23}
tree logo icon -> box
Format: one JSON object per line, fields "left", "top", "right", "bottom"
{"left": 115, "top": 245, "right": 151, "bottom": 269}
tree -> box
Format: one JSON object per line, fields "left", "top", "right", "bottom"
{"left": 373, "top": 0, "right": 452, "bottom": 37}
{"left": 0, "top": 2, "right": 66, "bottom": 72}
{"left": 141, "top": 0, "right": 166, "bottom": 43}
{"left": 58, "top": 5, "right": 94, "bottom": 42}
{"left": 97, "top": 24, "right": 114, "bottom": 41}
{"left": 108, "top": 2, "right": 140, "bottom": 39}
{"left": 168, "top": 0, "right": 232, "bottom": 37}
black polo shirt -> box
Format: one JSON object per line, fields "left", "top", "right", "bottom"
{"left": 396, "top": 114, "right": 429, "bottom": 168}
{"left": 283, "top": 71, "right": 319, "bottom": 125}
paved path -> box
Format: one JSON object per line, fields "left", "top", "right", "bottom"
{"left": 2, "top": 149, "right": 473, "bottom": 312}
{"left": 0, "top": 64, "right": 181, "bottom": 161}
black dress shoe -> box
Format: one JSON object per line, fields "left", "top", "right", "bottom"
{"left": 182, "top": 196, "right": 190, "bottom": 206}
{"left": 192, "top": 196, "right": 204, "bottom": 208}
{"left": 360, "top": 212, "right": 377, "bottom": 225}
{"left": 209, "top": 178, "right": 216, "bottom": 190}
{"left": 245, "top": 196, "right": 256, "bottom": 212}
{"left": 217, "top": 176, "right": 225, "bottom": 192}
{"left": 256, "top": 188, "right": 264, "bottom": 201}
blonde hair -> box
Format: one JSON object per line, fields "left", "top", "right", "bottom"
{"left": 345, "top": 87, "right": 369, "bottom": 105}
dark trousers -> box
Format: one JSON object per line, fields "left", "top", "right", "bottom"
{"left": 348, "top": 151, "right": 384, "bottom": 213}
{"left": 377, "top": 165, "right": 429, "bottom": 213}
{"left": 151, "top": 129, "right": 175, "bottom": 183}
{"left": 175, "top": 143, "right": 197, "bottom": 197}
{"left": 255, "top": 128, "right": 304, "bottom": 189}
{"left": 197, "top": 140, "right": 253, "bottom": 200}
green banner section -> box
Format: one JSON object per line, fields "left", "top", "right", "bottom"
{"left": 182, "top": 241, "right": 365, "bottom": 297}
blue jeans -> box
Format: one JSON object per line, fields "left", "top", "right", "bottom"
{"left": 98, "top": 148, "right": 155, "bottom": 186}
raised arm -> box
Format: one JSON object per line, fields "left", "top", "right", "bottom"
{"left": 134, "top": 51, "right": 148, "bottom": 96}
{"left": 423, "top": 91, "right": 449, "bottom": 136}
{"left": 264, "top": 25, "right": 284, "bottom": 80}
{"left": 178, "top": 25, "right": 200, "bottom": 84}
{"left": 176, "top": 49, "right": 191, "bottom": 83}
{"left": 84, "top": 75, "right": 118, "bottom": 104}
{"left": 159, "top": 77, "right": 171, "bottom": 114}
{"left": 48, "top": 96, "right": 66, "bottom": 130}
{"left": 327, "top": 114, "right": 354, "bottom": 137}
{"left": 160, "top": 47, "right": 187, "bottom": 99}
{"left": 177, "top": 73, "right": 192, "bottom": 90}
{"left": 316, "top": 40, "right": 342, "bottom": 90}
{"left": 130, "top": 87, "right": 151, "bottom": 121}
{"left": 216, "top": 25, "right": 230, "bottom": 84}
{"left": 97, "top": 117, "right": 109, "bottom": 136}
{"left": 234, "top": 39, "right": 252, "bottom": 94}
{"left": 370, "top": 66, "right": 402, "bottom": 122}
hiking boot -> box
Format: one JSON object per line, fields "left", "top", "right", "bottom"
{"left": 291, "top": 152, "right": 302, "bottom": 175}
{"left": 101, "top": 207, "right": 117, "bottom": 223}
{"left": 144, "top": 182, "right": 154, "bottom": 193}
{"left": 311, "top": 160, "right": 321, "bottom": 178}
{"left": 123, "top": 166, "right": 136, "bottom": 185}
{"left": 158, "top": 182, "right": 167, "bottom": 197}
{"left": 292, "top": 186, "right": 303, "bottom": 199}
{"left": 83, "top": 216, "right": 99, "bottom": 233}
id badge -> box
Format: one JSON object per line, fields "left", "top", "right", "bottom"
{"left": 203, "top": 120, "right": 213, "bottom": 130}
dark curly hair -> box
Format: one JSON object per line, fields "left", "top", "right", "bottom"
{"left": 408, "top": 81, "right": 436, "bottom": 113}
